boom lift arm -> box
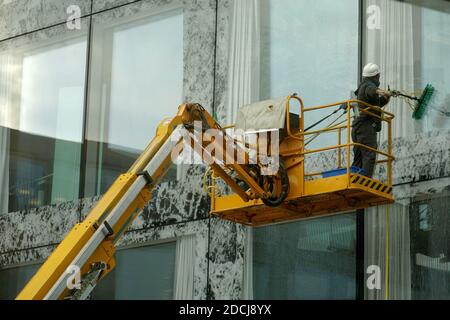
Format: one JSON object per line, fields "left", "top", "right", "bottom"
{"left": 16, "top": 104, "right": 273, "bottom": 300}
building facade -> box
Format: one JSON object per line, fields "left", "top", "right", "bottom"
{"left": 0, "top": 0, "right": 449, "bottom": 300}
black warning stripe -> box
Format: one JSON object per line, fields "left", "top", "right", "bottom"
{"left": 352, "top": 176, "right": 360, "bottom": 184}
{"left": 350, "top": 175, "right": 392, "bottom": 195}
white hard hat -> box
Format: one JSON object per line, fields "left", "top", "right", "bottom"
{"left": 362, "top": 63, "right": 380, "bottom": 77}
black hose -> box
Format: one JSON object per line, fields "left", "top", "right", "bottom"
{"left": 305, "top": 108, "right": 343, "bottom": 132}
{"left": 262, "top": 160, "right": 290, "bottom": 207}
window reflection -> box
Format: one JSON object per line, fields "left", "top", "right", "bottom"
{"left": 85, "top": 9, "right": 184, "bottom": 197}
{"left": 410, "top": 192, "right": 450, "bottom": 299}
{"left": 419, "top": 7, "right": 450, "bottom": 131}
{"left": 0, "top": 263, "right": 41, "bottom": 300}
{"left": 253, "top": 214, "right": 356, "bottom": 299}
{"left": 364, "top": 0, "right": 450, "bottom": 300}
{"left": 0, "top": 27, "right": 87, "bottom": 214}
{"left": 364, "top": 0, "right": 450, "bottom": 137}
{"left": 260, "top": 0, "right": 359, "bottom": 150}
{"left": 251, "top": 0, "right": 359, "bottom": 299}
{"left": 91, "top": 242, "right": 176, "bottom": 300}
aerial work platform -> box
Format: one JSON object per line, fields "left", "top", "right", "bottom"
{"left": 18, "top": 96, "right": 395, "bottom": 299}
{"left": 208, "top": 95, "right": 395, "bottom": 226}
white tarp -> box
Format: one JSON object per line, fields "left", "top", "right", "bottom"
{"left": 235, "top": 97, "right": 287, "bottom": 131}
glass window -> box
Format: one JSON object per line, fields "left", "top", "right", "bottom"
{"left": 260, "top": 0, "right": 359, "bottom": 150}
{"left": 92, "top": 242, "right": 176, "bottom": 300}
{"left": 418, "top": 7, "right": 450, "bottom": 131}
{"left": 363, "top": 0, "right": 450, "bottom": 301}
{"left": 410, "top": 192, "right": 450, "bottom": 299}
{"left": 0, "top": 22, "right": 88, "bottom": 214}
{"left": 85, "top": 8, "right": 184, "bottom": 197}
{"left": 365, "top": 190, "right": 450, "bottom": 300}
{"left": 364, "top": 0, "right": 450, "bottom": 137}
{"left": 253, "top": 214, "right": 356, "bottom": 299}
{"left": 254, "top": 0, "right": 359, "bottom": 299}
{"left": 0, "top": 263, "right": 41, "bottom": 300}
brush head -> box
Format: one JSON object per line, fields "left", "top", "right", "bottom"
{"left": 413, "top": 84, "right": 435, "bottom": 120}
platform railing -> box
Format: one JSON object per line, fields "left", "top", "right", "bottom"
{"left": 285, "top": 95, "right": 395, "bottom": 189}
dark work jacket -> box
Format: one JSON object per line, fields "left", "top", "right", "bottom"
{"left": 353, "top": 77, "right": 389, "bottom": 132}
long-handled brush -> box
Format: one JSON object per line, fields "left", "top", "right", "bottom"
{"left": 390, "top": 84, "right": 445, "bottom": 120}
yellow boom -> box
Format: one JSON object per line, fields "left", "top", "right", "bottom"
{"left": 17, "top": 103, "right": 269, "bottom": 300}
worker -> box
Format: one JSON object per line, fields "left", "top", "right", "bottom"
{"left": 352, "top": 63, "right": 392, "bottom": 178}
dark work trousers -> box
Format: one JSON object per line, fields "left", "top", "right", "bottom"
{"left": 351, "top": 120, "right": 378, "bottom": 177}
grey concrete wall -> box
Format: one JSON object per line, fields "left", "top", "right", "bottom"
{"left": 0, "top": 0, "right": 91, "bottom": 41}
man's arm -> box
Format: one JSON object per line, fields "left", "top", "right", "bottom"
{"left": 365, "top": 84, "right": 391, "bottom": 107}
{"left": 376, "top": 88, "right": 392, "bottom": 100}
{"left": 378, "top": 93, "right": 390, "bottom": 107}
